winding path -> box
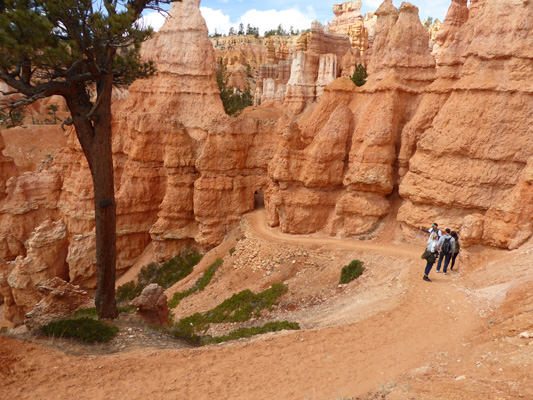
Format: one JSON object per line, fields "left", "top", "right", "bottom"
{"left": 1, "top": 210, "right": 483, "bottom": 400}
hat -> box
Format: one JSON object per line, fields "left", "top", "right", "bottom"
{"left": 432, "top": 223, "right": 438, "bottom": 227}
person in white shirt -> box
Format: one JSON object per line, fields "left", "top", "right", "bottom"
{"left": 423, "top": 232, "right": 439, "bottom": 282}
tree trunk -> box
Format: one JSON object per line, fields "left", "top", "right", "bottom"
{"left": 67, "top": 77, "right": 118, "bottom": 320}
{"left": 92, "top": 75, "right": 118, "bottom": 319}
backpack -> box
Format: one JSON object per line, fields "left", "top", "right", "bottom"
{"left": 442, "top": 237, "right": 452, "bottom": 254}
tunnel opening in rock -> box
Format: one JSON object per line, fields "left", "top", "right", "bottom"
{"left": 254, "top": 189, "right": 265, "bottom": 209}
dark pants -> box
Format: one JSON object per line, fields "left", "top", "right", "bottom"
{"left": 424, "top": 253, "right": 437, "bottom": 276}
{"left": 437, "top": 252, "right": 452, "bottom": 273}
{"left": 424, "top": 259, "right": 434, "bottom": 276}
{"left": 450, "top": 252, "right": 459, "bottom": 269}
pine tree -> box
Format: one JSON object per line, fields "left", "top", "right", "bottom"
{"left": 351, "top": 63, "right": 368, "bottom": 87}
{"left": 0, "top": 0, "right": 181, "bottom": 320}
{"left": 216, "top": 58, "right": 252, "bottom": 116}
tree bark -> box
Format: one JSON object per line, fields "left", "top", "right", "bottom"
{"left": 67, "top": 77, "right": 118, "bottom": 319}
{"left": 92, "top": 74, "right": 118, "bottom": 319}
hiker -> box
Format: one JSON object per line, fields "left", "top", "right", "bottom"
{"left": 436, "top": 228, "right": 456, "bottom": 274}
{"left": 450, "top": 231, "right": 460, "bottom": 270}
{"left": 420, "top": 223, "right": 442, "bottom": 240}
{"left": 423, "top": 232, "right": 439, "bottom": 282}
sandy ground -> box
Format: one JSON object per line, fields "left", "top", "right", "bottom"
{"left": 1, "top": 209, "right": 532, "bottom": 400}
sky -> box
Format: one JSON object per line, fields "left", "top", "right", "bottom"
{"left": 142, "top": 0, "right": 451, "bottom": 35}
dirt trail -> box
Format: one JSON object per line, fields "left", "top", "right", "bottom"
{"left": 0, "top": 209, "right": 508, "bottom": 400}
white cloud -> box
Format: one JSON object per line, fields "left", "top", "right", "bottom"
{"left": 139, "top": 11, "right": 167, "bottom": 32}
{"left": 200, "top": 7, "right": 233, "bottom": 35}
{"left": 239, "top": 8, "right": 316, "bottom": 35}
{"left": 200, "top": 7, "right": 316, "bottom": 35}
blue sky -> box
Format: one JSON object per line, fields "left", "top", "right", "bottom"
{"left": 143, "top": 0, "right": 451, "bottom": 35}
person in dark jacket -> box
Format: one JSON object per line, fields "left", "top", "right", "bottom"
{"left": 450, "top": 231, "right": 460, "bottom": 270}
{"left": 436, "top": 228, "right": 456, "bottom": 275}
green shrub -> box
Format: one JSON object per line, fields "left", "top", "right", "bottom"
{"left": 340, "top": 260, "right": 365, "bottom": 284}
{"left": 350, "top": 63, "right": 368, "bottom": 87}
{"left": 229, "top": 247, "right": 235, "bottom": 255}
{"left": 216, "top": 58, "right": 253, "bottom": 116}
{"left": 40, "top": 317, "right": 118, "bottom": 343}
{"left": 116, "top": 248, "right": 202, "bottom": 302}
{"left": 172, "top": 283, "right": 289, "bottom": 344}
{"left": 168, "top": 258, "right": 223, "bottom": 309}
{"left": 116, "top": 281, "right": 137, "bottom": 303}
{"left": 204, "top": 321, "right": 300, "bottom": 345}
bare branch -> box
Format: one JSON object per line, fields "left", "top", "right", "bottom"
{"left": 0, "top": 89, "right": 19, "bottom": 96}
{"left": 61, "top": 116, "right": 73, "bottom": 131}
{"left": 86, "top": 92, "right": 104, "bottom": 120}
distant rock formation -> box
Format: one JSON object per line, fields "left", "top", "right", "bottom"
{"left": 329, "top": 1, "right": 372, "bottom": 56}
{"left": 258, "top": 21, "right": 353, "bottom": 112}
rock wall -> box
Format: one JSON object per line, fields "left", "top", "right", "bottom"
{"left": 398, "top": 0, "right": 533, "bottom": 250}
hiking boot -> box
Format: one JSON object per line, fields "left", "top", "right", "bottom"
{"left": 436, "top": 270, "right": 441, "bottom": 273}
{"left": 443, "top": 272, "right": 447, "bottom": 275}
{"left": 423, "top": 276, "right": 431, "bottom": 282}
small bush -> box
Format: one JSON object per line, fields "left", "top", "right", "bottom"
{"left": 40, "top": 317, "right": 118, "bottom": 343}
{"left": 229, "top": 247, "right": 235, "bottom": 255}
{"left": 168, "top": 258, "right": 223, "bottom": 308}
{"left": 340, "top": 260, "right": 365, "bottom": 284}
{"left": 116, "top": 248, "right": 202, "bottom": 302}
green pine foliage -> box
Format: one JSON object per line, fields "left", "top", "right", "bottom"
{"left": 216, "top": 58, "right": 253, "bottom": 116}
{"left": 40, "top": 317, "right": 118, "bottom": 343}
{"left": 0, "top": 0, "right": 160, "bottom": 86}
{"left": 350, "top": 63, "right": 368, "bottom": 87}
{"left": 340, "top": 259, "right": 365, "bottom": 284}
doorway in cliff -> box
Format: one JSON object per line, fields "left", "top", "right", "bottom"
{"left": 254, "top": 189, "right": 265, "bottom": 209}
